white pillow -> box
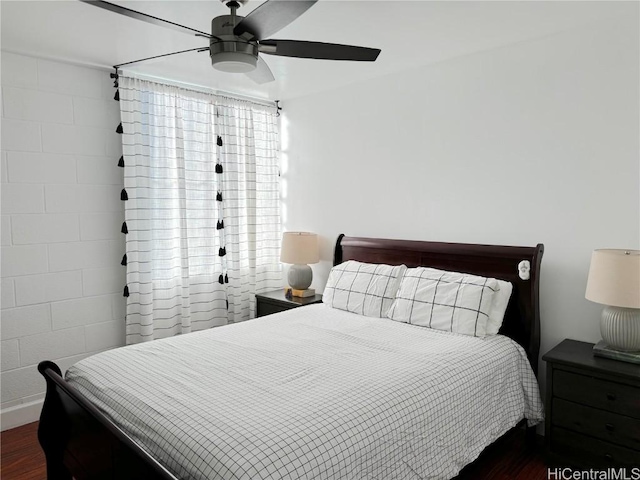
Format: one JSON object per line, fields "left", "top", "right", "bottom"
{"left": 387, "top": 267, "right": 499, "bottom": 337}
{"left": 486, "top": 280, "right": 513, "bottom": 336}
{"left": 323, "top": 261, "right": 407, "bottom": 318}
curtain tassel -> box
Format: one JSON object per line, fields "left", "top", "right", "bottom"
{"left": 123, "top": 285, "right": 129, "bottom": 297}
{"left": 121, "top": 254, "right": 127, "bottom": 266}
{"left": 117, "top": 156, "right": 125, "bottom": 167}
{"left": 116, "top": 123, "right": 123, "bottom": 134}
{"left": 219, "top": 274, "right": 224, "bottom": 285}
{"left": 215, "top": 164, "right": 223, "bottom": 174}
{"left": 120, "top": 189, "right": 128, "bottom": 201}
{"left": 114, "top": 90, "right": 120, "bottom": 102}
{"left": 217, "top": 136, "right": 223, "bottom": 146}
{"left": 219, "top": 247, "right": 226, "bottom": 257}
{"left": 216, "top": 191, "right": 223, "bottom": 202}
{"left": 121, "top": 222, "right": 128, "bottom": 234}
{"left": 111, "top": 70, "right": 119, "bottom": 88}
{"left": 216, "top": 220, "right": 224, "bottom": 230}
{"left": 225, "top": 273, "right": 229, "bottom": 283}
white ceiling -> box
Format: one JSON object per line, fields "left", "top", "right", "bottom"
{"left": 1, "top": 1, "right": 631, "bottom": 101}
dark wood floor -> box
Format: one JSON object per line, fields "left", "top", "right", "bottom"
{"left": 1, "top": 423, "right": 46, "bottom": 480}
{"left": 1, "top": 422, "right": 547, "bottom": 479}
{"left": 455, "top": 429, "right": 547, "bottom": 479}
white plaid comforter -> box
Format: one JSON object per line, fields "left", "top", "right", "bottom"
{"left": 66, "top": 304, "right": 544, "bottom": 480}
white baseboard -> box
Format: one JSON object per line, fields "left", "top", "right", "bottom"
{"left": 1, "top": 399, "right": 43, "bottom": 431}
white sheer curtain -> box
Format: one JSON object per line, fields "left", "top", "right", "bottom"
{"left": 119, "top": 77, "right": 282, "bottom": 344}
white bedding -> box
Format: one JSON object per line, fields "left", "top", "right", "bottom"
{"left": 66, "top": 304, "right": 544, "bottom": 480}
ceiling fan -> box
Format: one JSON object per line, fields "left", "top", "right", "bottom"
{"left": 79, "top": 0, "right": 381, "bottom": 84}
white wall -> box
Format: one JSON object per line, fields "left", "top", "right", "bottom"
{"left": 1, "top": 53, "right": 125, "bottom": 429}
{"left": 283, "top": 13, "right": 639, "bottom": 381}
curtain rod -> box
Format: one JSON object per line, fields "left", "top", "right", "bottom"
{"left": 118, "top": 70, "right": 278, "bottom": 110}
{"left": 2, "top": 48, "right": 279, "bottom": 111}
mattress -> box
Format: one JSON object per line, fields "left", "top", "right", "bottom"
{"left": 66, "top": 304, "right": 544, "bottom": 480}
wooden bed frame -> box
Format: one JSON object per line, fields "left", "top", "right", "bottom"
{"left": 38, "top": 234, "right": 544, "bottom": 480}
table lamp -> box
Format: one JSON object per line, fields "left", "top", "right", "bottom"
{"left": 585, "top": 249, "right": 640, "bottom": 354}
{"left": 281, "top": 232, "right": 319, "bottom": 297}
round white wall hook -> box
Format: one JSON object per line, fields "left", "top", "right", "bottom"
{"left": 518, "top": 260, "right": 531, "bottom": 280}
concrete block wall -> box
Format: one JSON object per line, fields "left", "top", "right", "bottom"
{"left": 1, "top": 52, "right": 126, "bottom": 430}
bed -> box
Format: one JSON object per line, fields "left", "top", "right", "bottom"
{"left": 37, "top": 234, "right": 544, "bottom": 480}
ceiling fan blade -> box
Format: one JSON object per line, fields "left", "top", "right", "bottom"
{"left": 115, "top": 47, "right": 209, "bottom": 68}
{"left": 244, "top": 56, "right": 276, "bottom": 84}
{"left": 78, "top": 0, "right": 210, "bottom": 37}
{"left": 259, "top": 40, "right": 381, "bottom": 61}
{"left": 234, "top": 1, "right": 317, "bottom": 40}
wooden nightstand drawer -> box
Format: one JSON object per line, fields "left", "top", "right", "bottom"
{"left": 554, "top": 370, "right": 640, "bottom": 418}
{"left": 552, "top": 398, "right": 640, "bottom": 450}
{"left": 257, "top": 300, "right": 297, "bottom": 317}
{"left": 551, "top": 427, "right": 640, "bottom": 468}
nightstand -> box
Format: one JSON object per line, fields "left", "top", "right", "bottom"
{"left": 255, "top": 290, "right": 323, "bottom": 317}
{"left": 543, "top": 339, "right": 640, "bottom": 468}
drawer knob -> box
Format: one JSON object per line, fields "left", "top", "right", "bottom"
{"left": 606, "top": 393, "right": 616, "bottom": 401}
{"left": 605, "top": 423, "right": 615, "bottom": 431}
{"left": 604, "top": 454, "right": 613, "bottom": 462}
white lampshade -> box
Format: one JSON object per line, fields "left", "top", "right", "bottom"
{"left": 585, "top": 249, "right": 640, "bottom": 308}
{"left": 280, "top": 232, "right": 319, "bottom": 265}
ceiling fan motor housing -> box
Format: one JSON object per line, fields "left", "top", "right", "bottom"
{"left": 82, "top": 0, "right": 380, "bottom": 83}
{"left": 210, "top": 15, "right": 258, "bottom": 73}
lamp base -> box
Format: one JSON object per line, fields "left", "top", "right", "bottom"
{"left": 288, "top": 264, "right": 312, "bottom": 290}
{"left": 600, "top": 305, "right": 640, "bottom": 352}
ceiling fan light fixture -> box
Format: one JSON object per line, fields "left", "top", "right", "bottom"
{"left": 83, "top": 0, "right": 381, "bottom": 85}
{"left": 211, "top": 51, "right": 257, "bottom": 73}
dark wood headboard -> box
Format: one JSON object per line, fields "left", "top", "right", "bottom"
{"left": 333, "top": 234, "right": 544, "bottom": 374}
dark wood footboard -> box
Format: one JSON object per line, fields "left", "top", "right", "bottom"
{"left": 37, "top": 361, "right": 177, "bottom": 480}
